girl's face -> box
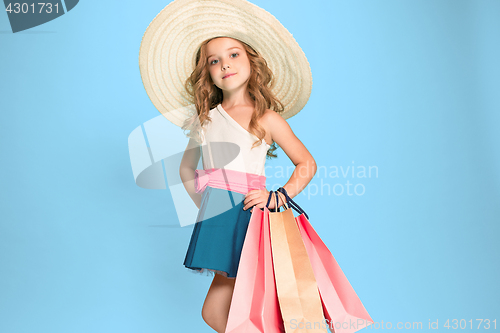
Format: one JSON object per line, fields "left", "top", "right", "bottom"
{"left": 206, "top": 37, "right": 251, "bottom": 93}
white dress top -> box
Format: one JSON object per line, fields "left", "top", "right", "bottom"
{"left": 200, "top": 104, "right": 270, "bottom": 176}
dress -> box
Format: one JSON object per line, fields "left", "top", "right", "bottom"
{"left": 183, "top": 103, "right": 271, "bottom": 278}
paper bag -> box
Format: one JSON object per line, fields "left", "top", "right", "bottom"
{"left": 277, "top": 188, "right": 374, "bottom": 333}
{"left": 225, "top": 202, "right": 285, "bottom": 333}
{"left": 269, "top": 191, "right": 328, "bottom": 333}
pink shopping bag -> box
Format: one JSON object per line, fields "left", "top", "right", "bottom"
{"left": 296, "top": 213, "right": 374, "bottom": 333}
{"left": 276, "top": 188, "right": 374, "bottom": 333}
{"left": 225, "top": 205, "right": 285, "bottom": 333}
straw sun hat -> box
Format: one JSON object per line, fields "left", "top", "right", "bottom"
{"left": 139, "top": 0, "right": 312, "bottom": 127}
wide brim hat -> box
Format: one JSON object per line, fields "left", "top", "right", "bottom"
{"left": 139, "top": 0, "right": 313, "bottom": 127}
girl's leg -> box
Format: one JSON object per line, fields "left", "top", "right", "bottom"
{"left": 201, "top": 273, "right": 236, "bottom": 333}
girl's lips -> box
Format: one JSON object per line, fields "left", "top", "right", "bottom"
{"left": 223, "top": 73, "right": 236, "bottom": 79}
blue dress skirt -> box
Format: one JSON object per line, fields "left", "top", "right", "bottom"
{"left": 183, "top": 185, "right": 253, "bottom": 278}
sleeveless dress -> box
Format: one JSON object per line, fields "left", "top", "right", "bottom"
{"left": 183, "top": 103, "right": 271, "bottom": 278}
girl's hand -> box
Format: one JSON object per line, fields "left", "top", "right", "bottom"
{"left": 243, "top": 189, "right": 283, "bottom": 213}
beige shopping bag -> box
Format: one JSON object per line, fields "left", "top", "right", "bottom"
{"left": 268, "top": 191, "right": 328, "bottom": 333}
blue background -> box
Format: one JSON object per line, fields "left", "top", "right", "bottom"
{"left": 1, "top": 0, "right": 499, "bottom": 332}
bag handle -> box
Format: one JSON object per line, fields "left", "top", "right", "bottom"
{"left": 277, "top": 187, "right": 309, "bottom": 220}
{"left": 265, "top": 190, "right": 288, "bottom": 212}
{"left": 274, "top": 190, "right": 291, "bottom": 213}
{"left": 265, "top": 190, "right": 278, "bottom": 212}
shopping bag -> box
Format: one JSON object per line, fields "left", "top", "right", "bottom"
{"left": 225, "top": 191, "right": 285, "bottom": 333}
{"left": 269, "top": 191, "right": 328, "bottom": 333}
{"left": 277, "top": 188, "right": 374, "bottom": 333}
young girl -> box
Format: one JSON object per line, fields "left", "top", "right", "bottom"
{"left": 180, "top": 35, "right": 316, "bottom": 333}
{"left": 139, "top": 0, "right": 315, "bottom": 332}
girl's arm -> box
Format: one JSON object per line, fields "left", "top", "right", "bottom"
{"left": 268, "top": 111, "right": 317, "bottom": 201}
{"left": 179, "top": 137, "right": 202, "bottom": 209}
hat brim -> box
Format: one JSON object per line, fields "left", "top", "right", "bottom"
{"left": 139, "top": 0, "right": 312, "bottom": 127}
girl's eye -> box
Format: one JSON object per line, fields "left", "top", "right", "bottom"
{"left": 209, "top": 53, "right": 238, "bottom": 65}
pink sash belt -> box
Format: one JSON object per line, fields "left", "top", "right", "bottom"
{"left": 194, "top": 168, "right": 266, "bottom": 195}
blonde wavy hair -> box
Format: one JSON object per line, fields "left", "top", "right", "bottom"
{"left": 181, "top": 36, "right": 284, "bottom": 159}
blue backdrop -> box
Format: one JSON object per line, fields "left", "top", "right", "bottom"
{"left": 1, "top": 0, "right": 498, "bottom": 332}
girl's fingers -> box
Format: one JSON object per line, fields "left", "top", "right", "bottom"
{"left": 243, "top": 191, "right": 258, "bottom": 206}
{"left": 243, "top": 197, "right": 266, "bottom": 211}
{"left": 248, "top": 202, "right": 264, "bottom": 213}
{"left": 243, "top": 198, "right": 257, "bottom": 210}
{"left": 243, "top": 190, "right": 271, "bottom": 211}
{"left": 243, "top": 190, "right": 267, "bottom": 208}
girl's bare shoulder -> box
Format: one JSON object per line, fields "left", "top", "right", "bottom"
{"left": 261, "top": 108, "right": 293, "bottom": 145}
{"left": 262, "top": 108, "right": 291, "bottom": 132}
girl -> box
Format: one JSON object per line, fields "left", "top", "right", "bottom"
{"left": 180, "top": 36, "right": 316, "bottom": 333}
{"left": 139, "top": 0, "right": 315, "bottom": 332}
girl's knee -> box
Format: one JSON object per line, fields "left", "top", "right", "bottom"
{"left": 201, "top": 305, "right": 212, "bottom": 324}
{"left": 202, "top": 274, "right": 235, "bottom": 331}
{"left": 201, "top": 305, "right": 223, "bottom": 331}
